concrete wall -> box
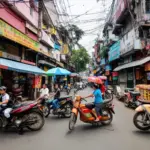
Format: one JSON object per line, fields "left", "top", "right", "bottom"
{"left": 44, "top": 1, "right": 59, "bottom": 26}
{"left": 14, "top": 1, "right": 39, "bottom": 28}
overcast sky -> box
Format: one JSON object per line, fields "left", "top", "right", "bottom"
{"left": 61, "top": 0, "right": 112, "bottom": 56}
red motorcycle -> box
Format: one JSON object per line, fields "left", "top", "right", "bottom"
{"left": 0, "top": 101, "right": 45, "bottom": 133}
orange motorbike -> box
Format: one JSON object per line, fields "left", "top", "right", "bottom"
{"left": 69, "top": 96, "right": 115, "bottom": 130}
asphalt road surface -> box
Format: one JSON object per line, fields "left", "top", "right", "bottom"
{"left": 0, "top": 88, "right": 150, "bottom": 150}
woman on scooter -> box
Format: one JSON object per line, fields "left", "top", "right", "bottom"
{"left": 82, "top": 84, "right": 104, "bottom": 121}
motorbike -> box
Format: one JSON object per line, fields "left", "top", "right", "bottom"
{"left": 133, "top": 102, "right": 150, "bottom": 130}
{"left": 124, "top": 90, "right": 141, "bottom": 108}
{"left": 39, "top": 96, "right": 73, "bottom": 118}
{"left": 68, "top": 96, "right": 115, "bottom": 130}
{"left": 104, "top": 88, "right": 113, "bottom": 100}
{"left": 9, "top": 86, "right": 23, "bottom": 104}
{"left": 0, "top": 101, "right": 45, "bottom": 133}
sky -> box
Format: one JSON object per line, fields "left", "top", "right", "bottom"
{"left": 57, "top": 0, "right": 113, "bottom": 56}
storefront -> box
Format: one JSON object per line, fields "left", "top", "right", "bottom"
{"left": 0, "top": 19, "right": 45, "bottom": 99}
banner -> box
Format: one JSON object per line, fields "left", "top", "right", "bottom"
{"left": 0, "top": 20, "right": 39, "bottom": 51}
{"left": 32, "top": 76, "right": 42, "bottom": 88}
{"left": 61, "top": 44, "right": 69, "bottom": 54}
{"left": 109, "top": 41, "right": 120, "bottom": 62}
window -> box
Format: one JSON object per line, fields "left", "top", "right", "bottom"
{"left": 146, "top": 0, "right": 150, "bottom": 13}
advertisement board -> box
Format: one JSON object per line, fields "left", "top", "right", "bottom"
{"left": 0, "top": 20, "right": 39, "bottom": 51}
{"left": 109, "top": 41, "right": 120, "bottom": 62}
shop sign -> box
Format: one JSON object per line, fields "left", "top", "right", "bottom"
{"left": 0, "top": 20, "right": 39, "bottom": 51}
{"left": 0, "top": 51, "right": 20, "bottom": 61}
{"left": 26, "top": 22, "right": 38, "bottom": 34}
{"left": 120, "top": 29, "right": 135, "bottom": 55}
{"left": 32, "top": 76, "right": 42, "bottom": 88}
{"left": 61, "top": 44, "right": 69, "bottom": 54}
{"left": 21, "top": 60, "right": 36, "bottom": 66}
{"left": 109, "top": 41, "right": 120, "bottom": 62}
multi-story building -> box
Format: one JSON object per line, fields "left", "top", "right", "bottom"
{"left": 0, "top": 0, "right": 71, "bottom": 99}
{"left": 100, "top": 0, "right": 150, "bottom": 90}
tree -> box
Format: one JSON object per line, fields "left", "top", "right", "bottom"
{"left": 58, "top": 24, "right": 84, "bottom": 47}
{"left": 70, "top": 48, "right": 90, "bottom": 72}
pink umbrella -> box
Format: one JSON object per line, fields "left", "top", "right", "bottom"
{"left": 88, "top": 76, "right": 103, "bottom": 84}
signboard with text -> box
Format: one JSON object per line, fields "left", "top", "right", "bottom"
{"left": 0, "top": 20, "right": 39, "bottom": 51}
{"left": 109, "top": 41, "right": 120, "bottom": 62}
{"left": 120, "top": 29, "right": 135, "bottom": 55}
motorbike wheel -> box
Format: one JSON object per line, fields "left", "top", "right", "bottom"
{"left": 133, "top": 111, "right": 150, "bottom": 131}
{"left": 26, "top": 110, "right": 45, "bottom": 131}
{"left": 101, "top": 109, "right": 113, "bottom": 125}
{"left": 64, "top": 104, "right": 72, "bottom": 118}
{"left": 124, "top": 96, "right": 129, "bottom": 107}
{"left": 43, "top": 105, "right": 50, "bottom": 118}
{"left": 69, "top": 113, "right": 77, "bottom": 130}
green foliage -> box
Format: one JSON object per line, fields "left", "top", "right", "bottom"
{"left": 70, "top": 48, "right": 90, "bottom": 72}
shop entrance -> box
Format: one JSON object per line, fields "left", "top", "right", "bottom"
{"left": 1, "top": 69, "right": 33, "bottom": 98}
{"left": 127, "top": 68, "right": 134, "bottom": 88}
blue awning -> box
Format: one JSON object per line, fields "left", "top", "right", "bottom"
{"left": 0, "top": 58, "right": 45, "bottom": 75}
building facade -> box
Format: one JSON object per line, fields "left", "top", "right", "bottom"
{"left": 0, "top": 0, "right": 71, "bottom": 99}
{"left": 94, "top": 0, "right": 150, "bottom": 91}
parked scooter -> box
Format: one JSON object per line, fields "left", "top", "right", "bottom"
{"left": 124, "top": 90, "right": 141, "bottom": 108}
{"left": 39, "top": 96, "right": 73, "bottom": 118}
{"left": 68, "top": 96, "right": 115, "bottom": 130}
{"left": 9, "top": 86, "right": 23, "bottom": 104}
{"left": 133, "top": 102, "right": 150, "bottom": 130}
{"left": 0, "top": 101, "right": 45, "bottom": 133}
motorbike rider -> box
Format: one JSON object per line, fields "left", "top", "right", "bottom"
{"left": 0, "top": 86, "right": 12, "bottom": 120}
{"left": 50, "top": 83, "right": 61, "bottom": 109}
{"left": 82, "top": 84, "right": 103, "bottom": 121}
{"left": 37, "top": 84, "right": 49, "bottom": 100}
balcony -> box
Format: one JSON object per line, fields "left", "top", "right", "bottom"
{"left": 41, "top": 30, "right": 54, "bottom": 48}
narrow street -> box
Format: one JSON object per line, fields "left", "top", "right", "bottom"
{"left": 0, "top": 88, "right": 150, "bottom": 150}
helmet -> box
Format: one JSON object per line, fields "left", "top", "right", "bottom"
{"left": 0, "top": 86, "right": 7, "bottom": 91}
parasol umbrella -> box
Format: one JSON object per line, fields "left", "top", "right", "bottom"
{"left": 46, "top": 67, "right": 71, "bottom": 76}
{"left": 88, "top": 76, "right": 103, "bottom": 84}
{"left": 98, "top": 76, "right": 107, "bottom": 80}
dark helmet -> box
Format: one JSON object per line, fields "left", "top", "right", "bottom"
{"left": 0, "top": 86, "right": 7, "bottom": 91}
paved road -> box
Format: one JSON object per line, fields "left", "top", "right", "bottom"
{"left": 0, "top": 88, "right": 150, "bottom": 150}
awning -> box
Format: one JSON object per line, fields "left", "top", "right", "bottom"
{"left": 0, "top": 58, "right": 45, "bottom": 75}
{"left": 38, "top": 60, "right": 56, "bottom": 67}
{"left": 114, "top": 56, "right": 150, "bottom": 71}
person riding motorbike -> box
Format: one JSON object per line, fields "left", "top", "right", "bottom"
{"left": 37, "top": 84, "right": 49, "bottom": 101}
{"left": 49, "top": 83, "right": 61, "bottom": 109}
{"left": 0, "top": 86, "right": 12, "bottom": 123}
{"left": 82, "top": 84, "right": 104, "bottom": 121}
